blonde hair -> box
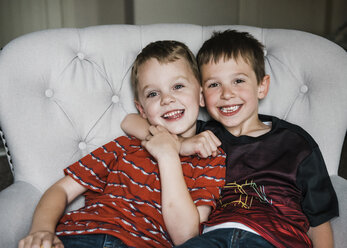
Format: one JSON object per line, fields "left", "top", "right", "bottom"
{"left": 131, "top": 40, "right": 200, "bottom": 100}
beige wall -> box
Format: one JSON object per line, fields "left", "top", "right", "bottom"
{"left": 0, "top": 0, "right": 127, "bottom": 47}
{"left": 133, "top": 0, "right": 345, "bottom": 36}
{"left": 133, "top": 0, "right": 239, "bottom": 25}
{"left": 0, "top": 0, "right": 346, "bottom": 48}
{"left": 238, "top": 0, "right": 327, "bottom": 35}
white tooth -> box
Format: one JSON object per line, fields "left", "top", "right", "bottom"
{"left": 164, "top": 110, "right": 182, "bottom": 118}
{"left": 221, "top": 105, "right": 239, "bottom": 113}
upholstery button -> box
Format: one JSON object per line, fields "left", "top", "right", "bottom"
{"left": 300, "top": 85, "right": 308, "bottom": 93}
{"left": 78, "top": 142, "right": 87, "bottom": 150}
{"left": 45, "top": 89, "right": 54, "bottom": 98}
{"left": 77, "top": 52, "right": 85, "bottom": 60}
{"left": 112, "top": 95, "right": 120, "bottom": 103}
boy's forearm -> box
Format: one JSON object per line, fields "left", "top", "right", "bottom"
{"left": 308, "top": 221, "right": 334, "bottom": 248}
{"left": 29, "top": 184, "right": 68, "bottom": 234}
{"left": 121, "top": 113, "right": 150, "bottom": 140}
{"left": 29, "top": 175, "right": 85, "bottom": 234}
{"left": 157, "top": 154, "right": 200, "bottom": 245}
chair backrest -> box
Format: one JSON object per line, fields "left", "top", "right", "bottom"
{"left": 0, "top": 24, "right": 346, "bottom": 247}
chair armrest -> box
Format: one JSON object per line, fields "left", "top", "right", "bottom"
{"left": 330, "top": 175, "right": 347, "bottom": 247}
{"left": 0, "top": 181, "right": 41, "bottom": 248}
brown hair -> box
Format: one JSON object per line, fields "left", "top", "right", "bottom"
{"left": 131, "top": 40, "right": 200, "bottom": 100}
{"left": 197, "top": 30, "right": 265, "bottom": 84}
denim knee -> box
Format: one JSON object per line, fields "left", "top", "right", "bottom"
{"left": 175, "top": 228, "right": 275, "bottom": 248}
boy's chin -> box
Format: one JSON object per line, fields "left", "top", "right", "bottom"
{"left": 167, "top": 127, "right": 195, "bottom": 138}
{"left": 162, "top": 126, "right": 183, "bottom": 135}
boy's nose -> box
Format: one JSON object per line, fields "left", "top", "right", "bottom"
{"left": 221, "top": 86, "right": 235, "bottom": 99}
{"left": 160, "top": 93, "right": 175, "bottom": 105}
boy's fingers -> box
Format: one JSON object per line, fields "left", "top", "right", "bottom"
{"left": 205, "top": 132, "right": 221, "bottom": 155}
{"left": 206, "top": 130, "right": 221, "bottom": 146}
{"left": 201, "top": 134, "right": 218, "bottom": 156}
{"left": 148, "top": 125, "right": 158, "bottom": 135}
{"left": 53, "top": 236, "right": 64, "bottom": 248}
{"left": 155, "top": 125, "right": 167, "bottom": 132}
{"left": 40, "top": 234, "right": 56, "bottom": 248}
{"left": 211, "top": 150, "right": 218, "bottom": 157}
{"left": 145, "top": 134, "right": 152, "bottom": 141}
{"left": 42, "top": 239, "right": 54, "bottom": 248}
{"left": 197, "top": 142, "right": 210, "bottom": 158}
{"left": 30, "top": 236, "right": 43, "bottom": 248}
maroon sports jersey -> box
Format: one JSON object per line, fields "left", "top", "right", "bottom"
{"left": 197, "top": 115, "right": 338, "bottom": 248}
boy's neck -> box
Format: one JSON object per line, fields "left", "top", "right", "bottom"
{"left": 227, "top": 120, "right": 271, "bottom": 138}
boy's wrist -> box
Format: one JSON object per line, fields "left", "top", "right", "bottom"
{"left": 156, "top": 151, "right": 180, "bottom": 163}
{"left": 156, "top": 153, "right": 181, "bottom": 171}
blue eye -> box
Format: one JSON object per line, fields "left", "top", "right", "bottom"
{"left": 208, "top": 82, "right": 219, "bottom": 88}
{"left": 147, "top": 91, "right": 158, "bottom": 98}
{"left": 174, "top": 84, "right": 184, "bottom": 90}
{"left": 235, "top": 79, "right": 245, "bottom": 84}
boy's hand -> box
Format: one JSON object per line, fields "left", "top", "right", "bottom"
{"left": 180, "top": 130, "right": 221, "bottom": 158}
{"left": 142, "top": 125, "right": 180, "bottom": 161}
{"left": 18, "top": 231, "right": 63, "bottom": 248}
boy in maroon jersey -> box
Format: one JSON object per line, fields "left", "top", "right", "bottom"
{"left": 18, "top": 40, "right": 226, "bottom": 248}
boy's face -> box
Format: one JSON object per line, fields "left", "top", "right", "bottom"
{"left": 200, "top": 56, "right": 269, "bottom": 135}
{"left": 135, "top": 58, "right": 204, "bottom": 138}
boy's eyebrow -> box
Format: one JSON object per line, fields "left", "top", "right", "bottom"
{"left": 175, "top": 76, "right": 191, "bottom": 82}
{"left": 144, "top": 76, "right": 191, "bottom": 87}
{"left": 140, "top": 76, "right": 192, "bottom": 92}
{"left": 203, "top": 72, "right": 249, "bottom": 83}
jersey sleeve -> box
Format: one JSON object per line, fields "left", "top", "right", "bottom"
{"left": 189, "top": 148, "right": 226, "bottom": 209}
{"left": 297, "top": 146, "right": 339, "bottom": 227}
{"left": 64, "top": 139, "right": 121, "bottom": 193}
{"left": 196, "top": 120, "right": 207, "bottom": 134}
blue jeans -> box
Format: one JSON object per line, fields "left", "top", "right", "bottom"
{"left": 59, "top": 234, "right": 129, "bottom": 248}
{"left": 175, "top": 228, "right": 276, "bottom": 248}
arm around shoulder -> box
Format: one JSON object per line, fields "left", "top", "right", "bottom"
{"left": 121, "top": 113, "right": 150, "bottom": 140}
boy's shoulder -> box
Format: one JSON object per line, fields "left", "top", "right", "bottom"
{"left": 196, "top": 119, "right": 224, "bottom": 134}
{"left": 270, "top": 115, "right": 318, "bottom": 148}
{"left": 115, "top": 135, "right": 141, "bottom": 143}
{"left": 103, "top": 135, "right": 142, "bottom": 153}
{"left": 197, "top": 115, "right": 318, "bottom": 148}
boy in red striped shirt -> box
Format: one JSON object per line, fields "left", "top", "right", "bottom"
{"left": 19, "top": 40, "right": 225, "bottom": 248}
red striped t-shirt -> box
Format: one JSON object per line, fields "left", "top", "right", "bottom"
{"left": 56, "top": 135, "right": 226, "bottom": 247}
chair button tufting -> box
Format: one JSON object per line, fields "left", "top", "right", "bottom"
{"left": 77, "top": 52, "right": 85, "bottom": 60}
{"left": 78, "top": 142, "right": 87, "bottom": 150}
{"left": 300, "top": 85, "right": 308, "bottom": 93}
{"left": 112, "top": 95, "right": 120, "bottom": 103}
{"left": 45, "top": 89, "right": 54, "bottom": 98}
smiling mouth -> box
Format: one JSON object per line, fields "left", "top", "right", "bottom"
{"left": 219, "top": 105, "right": 241, "bottom": 115}
{"left": 162, "top": 109, "right": 185, "bottom": 120}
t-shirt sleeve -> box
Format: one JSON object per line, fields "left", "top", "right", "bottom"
{"left": 64, "top": 139, "right": 120, "bottom": 193}
{"left": 297, "top": 146, "right": 339, "bottom": 227}
{"left": 196, "top": 120, "right": 207, "bottom": 134}
{"left": 189, "top": 148, "right": 226, "bottom": 209}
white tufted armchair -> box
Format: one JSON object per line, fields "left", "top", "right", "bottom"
{"left": 0, "top": 24, "right": 346, "bottom": 248}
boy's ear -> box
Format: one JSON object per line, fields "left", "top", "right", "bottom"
{"left": 199, "top": 87, "right": 205, "bottom": 107}
{"left": 134, "top": 100, "right": 147, "bottom": 119}
{"left": 258, "top": 75, "right": 270, "bottom": 99}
